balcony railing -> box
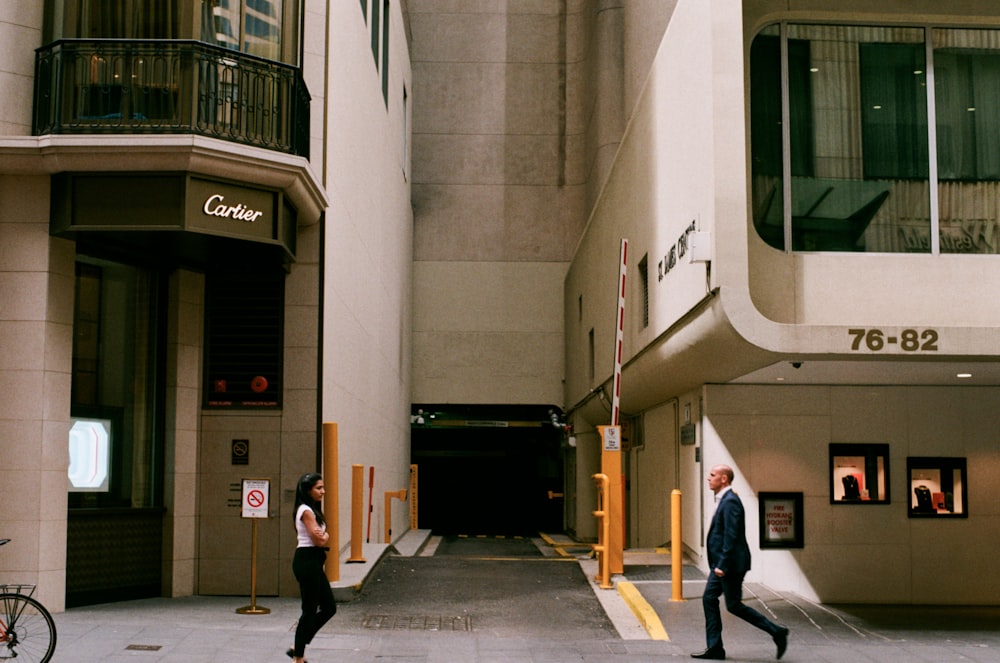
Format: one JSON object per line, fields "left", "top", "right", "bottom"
{"left": 34, "top": 39, "right": 310, "bottom": 158}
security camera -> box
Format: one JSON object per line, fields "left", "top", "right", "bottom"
{"left": 791, "top": 362, "right": 802, "bottom": 369}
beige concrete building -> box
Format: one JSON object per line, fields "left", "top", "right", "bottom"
{"left": 2, "top": 0, "right": 1000, "bottom": 612}
{"left": 562, "top": 0, "right": 1000, "bottom": 605}
{"left": 413, "top": 0, "right": 1000, "bottom": 605}
{"left": 1, "top": 0, "right": 412, "bottom": 610}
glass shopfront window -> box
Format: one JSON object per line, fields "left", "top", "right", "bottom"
{"left": 750, "top": 23, "right": 1000, "bottom": 254}
{"left": 70, "top": 256, "right": 165, "bottom": 509}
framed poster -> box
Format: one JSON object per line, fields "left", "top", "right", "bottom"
{"left": 829, "top": 443, "right": 890, "bottom": 504}
{"left": 907, "top": 457, "right": 967, "bottom": 518}
{"left": 759, "top": 492, "right": 804, "bottom": 549}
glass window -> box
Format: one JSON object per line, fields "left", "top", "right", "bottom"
{"left": 751, "top": 24, "right": 1000, "bottom": 254}
{"left": 933, "top": 29, "right": 1000, "bottom": 254}
{"left": 829, "top": 443, "right": 890, "bottom": 505}
{"left": 203, "top": 0, "right": 284, "bottom": 60}
{"left": 48, "top": 1, "right": 300, "bottom": 65}
{"left": 70, "top": 257, "right": 164, "bottom": 509}
{"left": 751, "top": 25, "right": 929, "bottom": 253}
{"left": 907, "top": 457, "right": 968, "bottom": 517}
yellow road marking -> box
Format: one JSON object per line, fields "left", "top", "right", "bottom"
{"left": 617, "top": 581, "right": 669, "bottom": 641}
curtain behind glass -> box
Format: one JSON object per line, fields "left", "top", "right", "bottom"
{"left": 859, "top": 43, "right": 929, "bottom": 180}
{"left": 787, "top": 25, "right": 928, "bottom": 252}
{"left": 78, "top": 0, "right": 178, "bottom": 38}
{"left": 934, "top": 29, "right": 1000, "bottom": 254}
{"left": 934, "top": 50, "right": 1000, "bottom": 180}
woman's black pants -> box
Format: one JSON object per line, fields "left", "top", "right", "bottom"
{"left": 292, "top": 546, "right": 337, "bottom": 657}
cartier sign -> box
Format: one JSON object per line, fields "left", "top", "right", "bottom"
{"left": 202, "top": 194, "right": 265, "bottom": 223}
{"left": 51, "top": 173, "right": 291, "bottom": 258}
{"left": 188, "top": 177, "right": 275, "bottom": 241}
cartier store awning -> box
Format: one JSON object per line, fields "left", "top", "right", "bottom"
{"left": 50, "top": 173, "right": 297, "bottom": 266}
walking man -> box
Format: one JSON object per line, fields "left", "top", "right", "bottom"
{"left": 692, "top": 464, "right": 789, "bottom": 660}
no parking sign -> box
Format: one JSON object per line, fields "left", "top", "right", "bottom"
{"left": 241, "top": 478, "right": 270, "bottom": 519}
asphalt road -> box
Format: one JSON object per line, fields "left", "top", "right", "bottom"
{"left": 325, "top": 535, "right": 618, "bottom": 640}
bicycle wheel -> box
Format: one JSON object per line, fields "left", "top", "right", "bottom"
{"left": 0, "top": 593, "right": 57, "bottom": 663}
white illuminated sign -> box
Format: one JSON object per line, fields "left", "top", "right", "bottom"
{"left": 68, "top": 418, "right": 111, "bottom": 492}
{"left": 202, "top": 194, "right": 265, "bottom": 222}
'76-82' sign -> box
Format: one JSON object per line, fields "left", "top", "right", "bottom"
{"left": 848, "top": 328, "right": 939, "bottom": 352}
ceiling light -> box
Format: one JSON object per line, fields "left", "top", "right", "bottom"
{"left": 956, "top": 373, "right": 972, "bottom": 379}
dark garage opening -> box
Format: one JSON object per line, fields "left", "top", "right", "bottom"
{"left": 411, "top": 405, "right": 565, "bottom": 536}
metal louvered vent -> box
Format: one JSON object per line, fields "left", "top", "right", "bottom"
{"left": 204, "top": 267, "right": 284, "bottom": 408}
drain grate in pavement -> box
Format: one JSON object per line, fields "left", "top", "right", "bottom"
{"left": 125, "top": 644, "right": 163, "bottom": 651}
{"left": 362, "top": 614, "right": 473, "bottom": 631}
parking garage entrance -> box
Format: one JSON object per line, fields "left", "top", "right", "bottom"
{"left": 410, "top": 405, "right": 565, "bottom": 536}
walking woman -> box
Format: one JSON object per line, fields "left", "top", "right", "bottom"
{"left": 288, "top": 473, "right": 336, "bottom": 663}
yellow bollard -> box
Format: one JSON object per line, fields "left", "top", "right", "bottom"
{"left": 671, "top": 489, "right": 684, "bottom": 602}
{"left": 322, "top": 423, "right": 339, "bottom": 582}
{"left": 347, "top": 464, "right": 366, "bottom": 563}
{"left": 592, "top": 473, "right": 612, "bottom": 589}
{"left": 384, "top": 489, "right": 408, "bottom": 543}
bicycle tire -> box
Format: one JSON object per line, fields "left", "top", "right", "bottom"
{"left": 0, "top": 593, "right": 57, "bottom": 663}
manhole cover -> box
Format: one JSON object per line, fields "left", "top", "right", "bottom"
{"left": 362, "top": 614, "right": 472, "bottom": 631}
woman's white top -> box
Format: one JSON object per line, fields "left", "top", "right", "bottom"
{"left": 296, "top": 503, "right": 326, "bottom": 548}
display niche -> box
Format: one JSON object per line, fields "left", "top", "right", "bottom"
{"left": 907, "top": 457, "right": 968, "bottom": 518}
{"left": 829, "top": 443, "right": 890, "bottom": 504}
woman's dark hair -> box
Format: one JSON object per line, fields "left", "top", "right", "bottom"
{"left": 295, "top": 472, "right": 325, "bottom": 527}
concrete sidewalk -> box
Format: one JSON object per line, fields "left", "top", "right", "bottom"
{"left": 50, "top": 531, "right": 1000, "bottom": 662}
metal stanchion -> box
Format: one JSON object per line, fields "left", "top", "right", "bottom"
{"left": 235, "top": 518, "right": 270, "bottom": 614}
{"left": 236, "top": 478, "right": 271, "bottom": 614}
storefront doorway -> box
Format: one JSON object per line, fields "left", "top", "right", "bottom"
{"left": 66, "top": 254, "right": 166, "bottom": 607}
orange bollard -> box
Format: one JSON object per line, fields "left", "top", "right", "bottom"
{"left": 322, "top": 423, "right": 339, "bottom": 582}
{"left": 592, "top": 473, "right": 612, "bottom": 589}
{"left": 671, "top": 489, "right": 684, "bottom": 602}
{"left": 347, "top": 464, "right": 366, "bottom": 563}
{"left": 384, "top": 489, "right": 407, "bottom": 544}
{"left": 366, "top": 466, "right": 375, "bottom": 542}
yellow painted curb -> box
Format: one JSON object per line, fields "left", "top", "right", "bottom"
{"left": 617, "top": 581, "right": 669, "bottom": 641}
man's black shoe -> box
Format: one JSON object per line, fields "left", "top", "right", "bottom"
{"left": 774, "top": 625, "right": 789, "bottom": 660}
{"left": 691, "top": 646, "right": 726, "bottom": 660}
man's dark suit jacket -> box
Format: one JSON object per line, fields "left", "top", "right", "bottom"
{"left": 707, "top": 489, "right": 752, "bottom": 576}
